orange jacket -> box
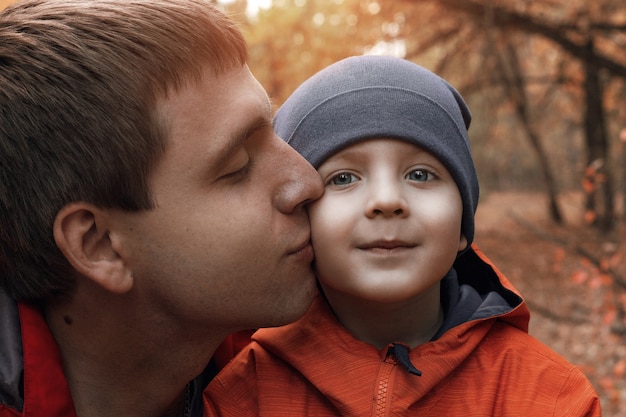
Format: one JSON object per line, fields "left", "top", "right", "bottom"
{"left": 204, "top": 246, "right": 600, "bottom": 416}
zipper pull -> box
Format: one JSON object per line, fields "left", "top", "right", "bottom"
{"left": 390, "top": 343, "right": 422, "bottom": 376}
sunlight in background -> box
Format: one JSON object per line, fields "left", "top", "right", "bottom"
{"left": 247, "top": 0, "right": 272, "bottom": 15}
{"left": 218, "top": 0, "right": 272, "bottom": 17}
{"left": 217, "top": 0, "right": 405, "bottom": 57}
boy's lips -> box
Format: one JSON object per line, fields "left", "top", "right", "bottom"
{"left": 358, "top": 239, "right": 417, "bottom": 250}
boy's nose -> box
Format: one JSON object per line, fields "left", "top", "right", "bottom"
{"left": 365, "top": 182, "right": 409, "bottom": 218}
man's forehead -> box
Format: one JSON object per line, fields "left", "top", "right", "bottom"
{"left": 152, "top": 65, "right": 274, "bottom": 167}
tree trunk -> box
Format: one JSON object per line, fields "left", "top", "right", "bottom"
{"left": 582, "top": 38, "right": 614, "bottom": 232}
{"left": 500, "top": 42, "right": 564, "bottom": 223}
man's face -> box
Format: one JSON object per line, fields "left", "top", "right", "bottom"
{"left": 109, "top": 65, "right": 322, "bottom": 335}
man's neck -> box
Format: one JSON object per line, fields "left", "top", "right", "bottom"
{"left": 45, "top": 294, "right": 222, "bottom": 417}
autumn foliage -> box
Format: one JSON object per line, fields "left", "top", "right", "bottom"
{"left": 223, "top": 0, "right": 626, "bottom": 413}
{"left": 1, "top": 0, "right": 625, "bottom": 413}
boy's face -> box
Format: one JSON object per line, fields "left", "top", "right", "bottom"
{"left": 309, "top": 138, "right": 467, "bottom": 304}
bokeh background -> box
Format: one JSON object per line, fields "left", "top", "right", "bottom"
{"left": 219, "top": 2, "right": 626, "bottom": 413}
{"left": 2, "top": 0, "right": 625, "bottom": 414}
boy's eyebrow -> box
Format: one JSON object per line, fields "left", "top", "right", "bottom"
{"left": 328, "top": 147, "right": 368, "bottom": 162}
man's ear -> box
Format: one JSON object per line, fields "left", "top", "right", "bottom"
{"left": 458, "top": 234, "right": 468, "bottom": 253}
{"left": 53, "top": 203, "right": 133, "bottom": 294}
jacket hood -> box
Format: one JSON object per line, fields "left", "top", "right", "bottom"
{"left": 250, "top": 245, "right": 529, "bottom": 414}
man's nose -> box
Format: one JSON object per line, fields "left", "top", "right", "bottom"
{"left": 273, "top": 137, "right": 323, "bottom": 214}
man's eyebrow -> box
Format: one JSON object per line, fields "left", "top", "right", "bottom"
{"left": 248, "top": 96, "right": 274, "bottom": 137}
{"left": 240, "top": 96, "right": 273, "bottom": 138}
{"left": 221, "top": 111, "right": 272, "bottom": 159}
{"left": 215, "top": 96, "right": 274, "bottom": 167}
{"left": 243, "top": 110, "right": 273, "bottom": 139}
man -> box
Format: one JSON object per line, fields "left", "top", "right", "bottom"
{"left": 0, "top": 1, "right": 322, "bottom": 416}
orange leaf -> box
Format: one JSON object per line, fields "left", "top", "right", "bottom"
{"left": 584, "top": 165, "right": 597, "bottom": 177}
{"left": 599, "top": 273, "right": 612, "bottom": 286}
{"left": 553, "top": 247, "right": 566, "bottom": 262}
{"left": 599, "top": 376, "right": 614, "bottom": 391}
{"left": 551, "top": 248, "right": 566, "bottom": 273}
{"left": 582, "top": 178, "right": 595, "bottom": 194}
{"left": 570, "top": 270, "right": 587, "bottom": 284}
{"left": 599, "top": 257, "right": 610, "bottom": 272}
{"left": 608, "top": 252, "right": 622, "bottom": 268}
{"left": 583, "top": 210, "right": 596, "bottom": 224}
{"left": 613, "top": 359, "right": 626, "bottom": 378}
{"left": 589, "top": 276, "right": 603, "bottom": 289}
{"left": 603, "top": 307, "right": 617, "bottom": 325}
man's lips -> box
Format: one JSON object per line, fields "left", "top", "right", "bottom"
{"left": 288, "top": 238, "right": 315, "bottom": 261}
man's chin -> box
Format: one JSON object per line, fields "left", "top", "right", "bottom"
{"left": 270, "top": 283, "right": 318, "bottom": 327}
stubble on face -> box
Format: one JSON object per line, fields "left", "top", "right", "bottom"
{"left": 110, "top": 65, "right": 321, "bottom": 333}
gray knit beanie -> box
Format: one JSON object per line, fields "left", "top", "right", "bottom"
{"left": 274, "top": 55, "right": 479, "bottom": 246}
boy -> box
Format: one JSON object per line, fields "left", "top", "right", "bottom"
{"left": 205, "top": 56, "right": 600, "bottom": 415}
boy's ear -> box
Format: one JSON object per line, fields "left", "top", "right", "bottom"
{"left": 53, "top": 203, "right": 133, "bottom": 294}
{"left": 458, "top": 234, "right": 468, "bottom": 252}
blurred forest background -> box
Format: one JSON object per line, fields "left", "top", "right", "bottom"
{"left": 219, "top": 0, "right": 626, "bottom": 414}
{"left": 2, "top": 0, "right": 625, "bottom": 413}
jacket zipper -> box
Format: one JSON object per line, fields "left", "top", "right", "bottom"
{"left": 373, "top": 350, "right": 397, "bottom": 416}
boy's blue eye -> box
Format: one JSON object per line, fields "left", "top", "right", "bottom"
{"left": 406, "top": 169, "right": 431, "bottom": 182}
{"left": 330, "top": 172, "right": 358, "bottom": 186}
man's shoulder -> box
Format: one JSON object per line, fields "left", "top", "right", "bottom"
{"left": 0, "top": 291, "right": 23, "bottom": 414}
{"left": 0, "top": 295, "right": 76, "bottom": 417}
